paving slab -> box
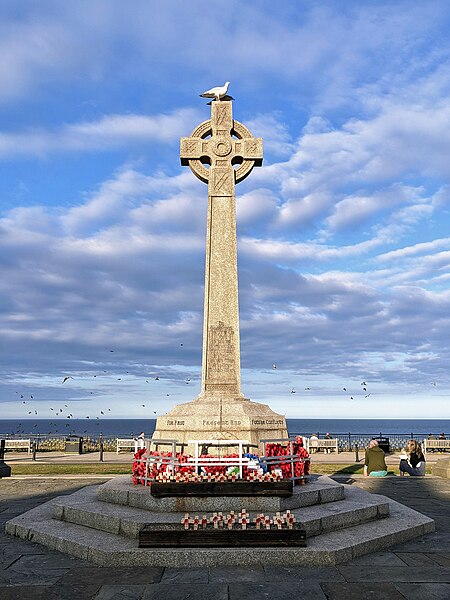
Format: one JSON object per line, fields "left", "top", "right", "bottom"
{"left": 161, "top": 567, "right": 208, "bottom": 583}
{"left": 394, "top": 552, "right": 442, "bottom": 567}
{"left": 320, "top": 582, "right": 406, "bottom": 599}
{"left": 55, "top": 565, "right": 164, "bottom": 586}
{"left": 394, "top": 582, "right": 450, "bottom": 599}
{"left": 425, "top": 553, "right": 450, "bottom": 567}
{"left": 94, "top": 584, "right": 147, "bottom": 600}
{"left": 209, "top": 566, "right": 264, "bottom": 583}
{"left": 264, "top": 565, "right": 345, "bottom": 581}
{"left": 142, "top": 582, "right": 228, "bottom": 600}
{"left": 228, "top": 581, "right": 327, "bottom": 599}
{"left": 342, "top": 551, "right": 406, "bottom": 566}
{"left": 337, "top": 564, "right": 450, "bottom": 582}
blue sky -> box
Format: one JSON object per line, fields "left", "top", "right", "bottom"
{"left": 1, "top": 1, "right": 450, "bottom": 421}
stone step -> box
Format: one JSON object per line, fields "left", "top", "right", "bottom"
{"left": 5, "top": 491, "right": 434, "bottom": 567}
{"left": 51, "top": 484, "right": 390, "bottom": 539}
{"left": 96, "top": 474, "right": 345, "bottom": 513}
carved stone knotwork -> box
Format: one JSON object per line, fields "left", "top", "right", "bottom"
{"left": 179, "top": 101, "right": 263, "bottom": 187}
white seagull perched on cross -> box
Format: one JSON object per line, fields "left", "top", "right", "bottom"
{"left": 200, "top": 81, "right": 230, "bottom": 101}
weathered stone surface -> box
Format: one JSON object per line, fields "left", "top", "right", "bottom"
{"left": 394, "top": 583, "right": 450, "bottom": 599}
{"left": 320, "top": 582, "right": 406, "bottom": 599}
{"left": 143, "top": 583, "right": 229, "bottom": 600}
{"left": 432, "top": 457, "right": 450, "bottom": 478}
{"left": 228, "top": 581, "right": 328, "bottom": 600}
{"left": 55, "top": 486, "right": 387, "bottom": 541}
{"left": 96, "top": 475, "right": 345, "bottom": 513}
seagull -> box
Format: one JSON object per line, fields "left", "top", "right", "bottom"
{"left": 291, "top": 388, "right": 296, "bottom": 394}
{"left": 199, "top": 81, "right": 230, "bottom": 101}
{"left": 272, "top": 364, "right": 277, "bottom": 369}
{"left": 62, "top": 376, "right": 73, "bottom": 384}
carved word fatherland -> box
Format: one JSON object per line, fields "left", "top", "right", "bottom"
{"left": 251, "top": 419, "right": 285, "bottom": 426}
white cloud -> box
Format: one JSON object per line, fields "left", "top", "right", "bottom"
{"left": 0, "top": 109, "right": 201, "bottom": 158}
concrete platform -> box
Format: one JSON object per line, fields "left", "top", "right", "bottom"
{"left": 51, "top": 483, "right": 390, "bottom": 539}
{"left": 5, "top": 474, "right": 434, "bottom": 568}
{"left": 97, "top": 475, "right": 345, "bottom": 512}
{"left": 1, "top": 475, "right": 449, "bottom": 598}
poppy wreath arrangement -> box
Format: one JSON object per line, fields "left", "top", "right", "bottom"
{"left": 132, "top": 437, "right": 310, "bottom": 486}
{"left": 265, "top": 436, "right": 311, "bottom": 484}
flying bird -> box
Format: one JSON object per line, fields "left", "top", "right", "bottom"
{"left": 291, "top": 388, "right": 296, "bottom": 394}
{"left": 272, "top": 364, "right": 277, "bottom": 369}
{"left": 62, "top": 376, "right": 73, "bottom": 384}
{"left": 199, "top": 81, "right": 230, "bottom": 101}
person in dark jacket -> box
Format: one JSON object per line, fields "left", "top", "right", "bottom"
{"left": 364, "top": 439, "right": 387, "bottom": 477}
{"left": 399, "top": 439, "right": 426, "bottom": 476}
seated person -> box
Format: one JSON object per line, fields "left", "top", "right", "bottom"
{"left": 364, "top": 439, "right": 388, "bottom": 477}
{"left": 399, "top": 439, "right": 426, "bottom": 476}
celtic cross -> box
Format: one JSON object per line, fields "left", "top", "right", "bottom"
{"left": 180, "top": 101, "right": 263, "bottom": 399}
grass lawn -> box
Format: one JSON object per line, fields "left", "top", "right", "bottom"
{"left": 9, "top": 463, "right": 132, "bottom": 475}
{"left": 8, "top": 462, "right": 433, "bottom": 476}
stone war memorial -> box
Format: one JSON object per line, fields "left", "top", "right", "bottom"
{"left": 5, "top": 85, "right": 435, "bottom": 567}
{"left": 152, "top": 90, "right": 287, "bottom": 451}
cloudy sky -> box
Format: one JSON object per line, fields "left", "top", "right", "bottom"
{"left": 1, "top": 1, "right": 450, "bottom": 421}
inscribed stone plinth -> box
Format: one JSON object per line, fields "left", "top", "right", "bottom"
{"left": 152, "top": 99, "right": 287, "bottom": 452}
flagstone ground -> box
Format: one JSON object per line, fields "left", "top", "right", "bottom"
{"left": 0, "top": 474, "right": 449, "bottom": 599}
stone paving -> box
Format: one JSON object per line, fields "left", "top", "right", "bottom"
{"left": 0, "top": 475, "right": 449, "bottom": 599}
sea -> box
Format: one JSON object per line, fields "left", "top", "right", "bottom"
{"left": 0, "top": 418, "right": 448, "bottom": 439}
